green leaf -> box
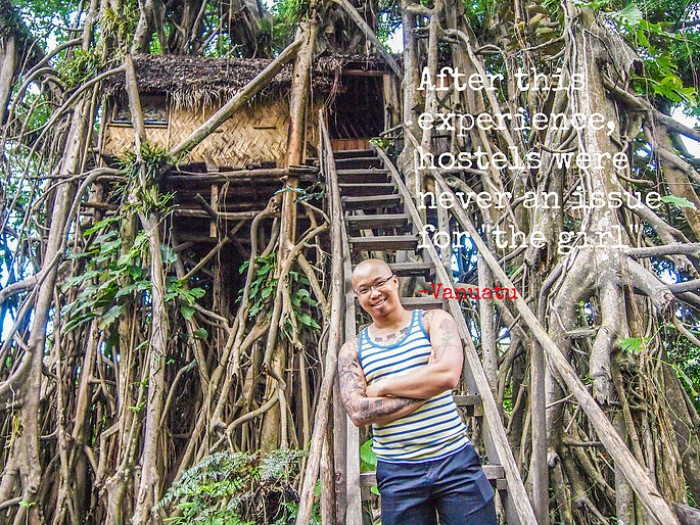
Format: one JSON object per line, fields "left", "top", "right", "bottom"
{"left": 297, "top": 312, "right": 320, "bottom": 330}
{"left": 619, "top": 337, "right": 644, "bottom": 354}
{"left": 573, "top": 0, "right": 609, "bottom": 8}
{"left": 636, "top": 28, "right": 648, "bottom": 47}
{"left": 180, "top": 305, "right": 195, "bottom": 319}
{"left": 161, "top": 244, "right": 177, "bottom": 265}
{"left": 98, "top": 304, "right": 124, "bottom": 329}
{"left": 360, "top": 438, "right": 377, "bottom": 471}
{"left": 84, "top": 216, "right": 121, "bottom": 236}
{"left": 114, "top": 284, "right": 138, "bottom": 299}
{"left": 302, "top": 296, "right": 318, "bottom": 307}
{"left": 673, "top": 364, "right": 699, "bottom": 397}
{"left": 660, "top": 195, "right": 697, "bottom": 210}
{"left": 189, "top": 287, "right": 206, "bottom": 299}
{"left": 99, "top": 238, "right": 122, "bottom": 255}
{"left": 193, "top": 328, "right": 209, "bottom": 339}
{"left": 613, "top": 4, "right": 643, "bottom": 28}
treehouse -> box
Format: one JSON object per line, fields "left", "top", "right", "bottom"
{"left": 94, "top": 52, "right": 397, "bottom": 323}
{"left": 100, "top": 53, "right": 395, "bottom": 168}
{"left": 98, "top": 53, "right": 395, "bottom": 246}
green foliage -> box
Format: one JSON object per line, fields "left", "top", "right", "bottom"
{"left": 56, "top": 47, "right": 102, "bottom": 88}
{"left": 165, "top": 276, "right": 207, "bottom": 320}
{"left": 261, "top": 0, "right": 309, "bottom": 54}
{"left": 360, "top": 439, "right": 380, "bottom": 496}
{"left": 284, "top": 269, "right": 322, "bottom": 337}
{"left": 61, "top": 217, "right": 206, "bottom": 333}
{"left": 660, "top": 194, "right": 698, "bottom": 211}
{"left": 274, "top": 183, "right": 325, "bottom": 204}
{"left": 663, "top": 322, "right": 700, "bottom": 413}
{"left": 12, "top": 0, "right": 82, "bottom": 49}
{"left": 113, "top": 141, "right": 175, "bottom": 214}
{"left": 100, "top": 0, "right": 140, "bottom": 50}
{"left": 564, "top": 1, "right": 699, "bottom": 107}
{"left": 619, "top": 336, "right": 648, "bottom": 354}
{"left": 239, "top": 252, "right": 279, "bottom": 318}
{"left": 239, "top": 254, "right": 321, "bottom": 336}
{"left": 610, "top": 3, "right": 644, "bottom": 27}
{"left": 376, "top": 0, "right": 402, "bottom": 47}
{"left": 369, "top": 137, "right": 392, "bottom": 149}
{"left": 158, "top": 449, "right": 315, "bottom": 525}
{"left": 11, "top": 88, "right": 53, "bottom": 142}
{"left": 61, "top": 219, "right": 147, "bottom": 332}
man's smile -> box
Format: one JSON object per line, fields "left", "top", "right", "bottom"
{"left": 370, "top": 296, "right": 387, "bottom": 308}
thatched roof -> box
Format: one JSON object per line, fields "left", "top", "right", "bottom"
{"left": 104, "top": 53, "right": 387, "bottom": 110}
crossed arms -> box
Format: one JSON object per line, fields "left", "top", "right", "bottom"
{"left": 337, "top": 310, "right": 464, "bottom": 427}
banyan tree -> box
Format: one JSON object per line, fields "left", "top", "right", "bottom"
{"left": 1, "top": 0, "right": 699, "bottom": 524}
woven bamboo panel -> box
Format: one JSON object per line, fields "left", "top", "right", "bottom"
{"left": 102, "top": 97, "right": 322, "bottom": 167}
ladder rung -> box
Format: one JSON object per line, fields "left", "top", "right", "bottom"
{"left": 336, "top": 173, "right": 389, "bottom": 184}
{"left": 333, "top": 148, "right": 375, "bottom": 158}
{"left": 387, "top": 262, "right": 435, "bottom": 278}
{"left": 360, "top": 464, "right": 506, "bottom": 488}
{"left": 453, "top": 394, "right": 482, "bottom": 407}
{"left": 336, "top": 169, "right": 390, "bottom": 184}
{"left": 341, "top": 194, "right": 402, "bottom": 210}
{"left": 348, "top": 235, "right": 417, "bottom": 251}
{"left": 335, "top": 157, "right": 383, "bottom": 169}
{"left": 337, "top": 168, "right": 389, "bottom": 175}
{"left": 345, "top": 214, "right": 410, "bottom": 229}
{"left": 401, "top": 296, "right": 444, "bottom": 309}
{"left": 339, "top": 183, "right": 395, "bottom": 196}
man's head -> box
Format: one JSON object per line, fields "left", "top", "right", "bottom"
{"left": 351, "top": 259, "right": 402, "bottom": 320}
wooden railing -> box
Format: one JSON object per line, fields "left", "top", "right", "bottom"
{"left": 294, "top": 111, "right": 345, "bottom": 525}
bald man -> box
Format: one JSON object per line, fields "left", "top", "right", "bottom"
{"left": 337, "top": 259, "right": 497, "bottom": 525}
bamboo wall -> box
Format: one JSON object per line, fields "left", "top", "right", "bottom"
{"left": 101, "top": 96, "right": 322, "bottom": 167}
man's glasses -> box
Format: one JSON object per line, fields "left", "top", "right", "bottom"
{"left": 355, "top": 275, "right": 395, "bottom": 296}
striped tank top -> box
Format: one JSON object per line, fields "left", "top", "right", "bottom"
{"left": 358, "top": 309, "right": 469, "bottom": 463}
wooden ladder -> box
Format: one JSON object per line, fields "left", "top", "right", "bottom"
{"left": 331, "top": 146, "right": 538, "bottom": 525}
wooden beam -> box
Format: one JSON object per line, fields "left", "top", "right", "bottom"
{"left": 294, "top": 112, "right": 345, "bottom": 525}
{"left": 531, "top": 340, "right": 549, "bottom": 525}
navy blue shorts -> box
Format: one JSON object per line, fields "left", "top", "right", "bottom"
{"left": 375, "top": 444, "right": 497, "bottom": 525}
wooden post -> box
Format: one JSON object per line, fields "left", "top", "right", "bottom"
{"left": 294, "top": 113, "right": 343, "bottom": 525}
{"left": 343, "top": 233, "right": 363, "bottom": 525}
{"left": 333, "top": 379, "right": 348, "bottom": 523}
{"left": 531, "top": 340, "right": 549, "bottom": 524}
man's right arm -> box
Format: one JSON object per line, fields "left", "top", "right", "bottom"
{"left": 337, "top": 337, "right": 425, "bottom": 427}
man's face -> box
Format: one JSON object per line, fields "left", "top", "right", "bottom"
{"left": 352, "top": 262, "right": 399, "bottom": 318}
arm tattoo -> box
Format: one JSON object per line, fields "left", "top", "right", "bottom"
{"left": 422, "top": 310, "right": 435, "bottom": 329}
{"left": 436, "top": 318, "right": 454, "bottom": 360}
{"left": 338, "top": 337, "right": 423, "bottom": 426}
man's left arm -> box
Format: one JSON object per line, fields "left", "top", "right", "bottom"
{"left": 365, "top": 310, "right": 464, "bottom": 399}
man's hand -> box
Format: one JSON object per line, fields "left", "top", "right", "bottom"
{"left": 337, "top": 337, "right": 425, "bottom": 427}
{"left": 364, "top": 310, "right": 464, "bottom": 400}
{"left": 365, "top": 381, "right": 385, "bottom": 398}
